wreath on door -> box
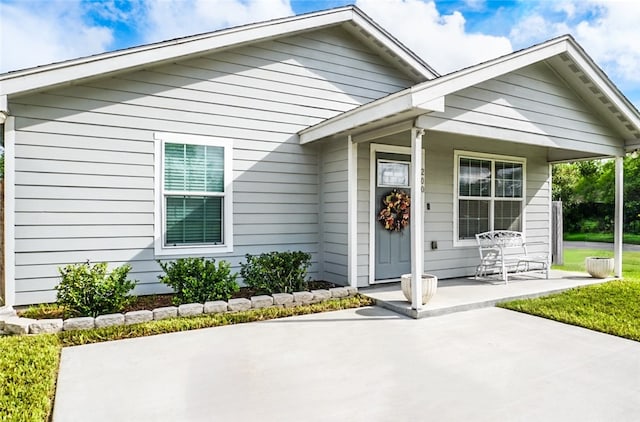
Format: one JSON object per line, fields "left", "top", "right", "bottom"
{"left": 377, "top": 189, "right": 411, "bottom": 232}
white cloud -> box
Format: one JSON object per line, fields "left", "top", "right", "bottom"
{"left": 0, "top": 0, "right": 294, "bottom": 74}
{"left": 0, "top": 0, "right": 113, "bottom": 72}
{"left": 355, "top": 0, "right": 513, "bottom": 74}
{"left": 462, "top": 0, "right": 486, "bottom": 11}
{"left": 137, "top": 0, "right": 295, "bottom": 44}
{"left": 509, "top": 1, "right": 640, "bottom": 84}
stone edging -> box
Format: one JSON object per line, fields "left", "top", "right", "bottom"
{"left": 0, "top": 287, "right": 358, "bottom": 335}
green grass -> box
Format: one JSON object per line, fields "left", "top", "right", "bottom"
{"left": 0, "top": 335, "right": 61, "bottom": 422}
{"left": 58, "top": 295, "right": 374, "bottom": 347}
{"left": 500, "top": 249, "right": 640, "bottom": 342}
{"left": 554, "top": 248, "right": 640, "bottom": 275}
{"left": 1, "top": 295, "right": 373, "bottom": 421}
{"left": 564, "top": 232, "right": 640, "bottom": 244}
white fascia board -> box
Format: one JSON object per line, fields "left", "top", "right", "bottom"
{"left": 565, "top": 43, "right": 640, "bottom": 134}
{"left": 299, "top": 89, "right": 412, "bottom": 144}
{"left": 417, "top": 114, "right": 625, "bottom": 157}
{"left": 299, "top": 89, "right": 444, "bottom": 144}
{"left": 0, "top": 8, "right": 354, "bottom": 96}
{"left": 412, "top": 94, "right": 444, "bottom": 112}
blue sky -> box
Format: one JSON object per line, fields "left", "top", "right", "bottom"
{"left": 1, "top": 0, "right": 639, "bottom": 109}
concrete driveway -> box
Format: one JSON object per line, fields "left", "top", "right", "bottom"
{"left": 53, "top": 307, "right": 640, "bottom": 422}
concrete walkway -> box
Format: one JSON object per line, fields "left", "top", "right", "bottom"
{"left": 53, "top": 307, "right": 640, "bottom": 422}
{"left": 361, "top": 269, "right": 608, "bottom": 319}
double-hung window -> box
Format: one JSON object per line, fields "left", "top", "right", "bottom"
{"left": 454, "top": 151, "right": 525, "bottom": 245}
{"left": 154, "top": 133, "right": 233, "bottom": 256}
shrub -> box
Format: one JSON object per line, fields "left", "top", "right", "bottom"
{"left": 157, "top": 257, "right": 239, "bottom": 305}
{"left": 56, "top": 261, "right": 137, "bottom": 318}
{"left": 240, "top": 251, "right": 311, "bottom": 294}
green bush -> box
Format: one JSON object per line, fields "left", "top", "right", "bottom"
{"left": 157, "top": 257, "right": 239, "bottom": 305}
{"left": 240, "top": 251, "right": 311, "bottom": 294}
{"left": 56, "top": 261, "right": 137, "bottom": 318}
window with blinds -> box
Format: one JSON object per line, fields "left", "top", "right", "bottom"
{"left": 455, "top": 152, "right": 525, "bottom": 242}
{"left": 164, "top": 143, "right": 225, "bottom": 245}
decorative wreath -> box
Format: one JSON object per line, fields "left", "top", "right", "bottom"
{"left": 377, "top": 189, "right": 411, "bottom": 232}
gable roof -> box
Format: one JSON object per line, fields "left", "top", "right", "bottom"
{"left": 299, "top": 35, "right": 640, "bottom": 149}
{"left": 0, "top": 6, "right": 438, "bottom": 98}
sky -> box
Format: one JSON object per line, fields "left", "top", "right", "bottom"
{"left": 0, "top": 0, "right": 639, "bottom": 109}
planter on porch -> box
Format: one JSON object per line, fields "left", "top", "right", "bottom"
{"left": 400, "top": 273, "right": 438, "bottom": 305}
{"left": 585, "top": 257, "right": 614, "bottom": 278}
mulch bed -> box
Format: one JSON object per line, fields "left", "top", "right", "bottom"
{"left": 122, "top": 280, "right": 338, "bottom": 312}
{"left": 16, "top": 281, "right": 340, "bottom": 318}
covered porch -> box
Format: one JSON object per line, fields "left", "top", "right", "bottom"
{"left": 361, "top": 269, "right": 611, "bottom": 319}
{"left": 300, "top": 35, "right": 639, "bottom": 312}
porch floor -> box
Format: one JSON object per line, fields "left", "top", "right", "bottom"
{"left": 360, "top": 270, "right": 613, "bottom": 319}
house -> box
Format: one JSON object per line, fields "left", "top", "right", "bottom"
{"left": 1, "top": 6, "right": 639, "bottom": 310}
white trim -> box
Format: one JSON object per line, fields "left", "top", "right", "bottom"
{"left": 416, "top": 116, "right": 625, "bottom": 158}
{"left": 153, "top": 132, "right": 233, "bottom": 257}
{"left": 347, "top": 136, "right": 358, "bottom": 288}
{"left": 548, "top": 163, "right": 553, "bottom": 263}
{"left": 300, "top": 35, "right": 640, "bottom": 146}
{"left": 299, "top": 89, "right": 443, "bottom": 144}
{"left": 0, "top": 6, "right": 436, "bottom": 98}
{"left": 614, "top": 156, "right": 623, "bottom": 277}
{"left": 368, "top": 142, "right": 425, "bottom": 285}
{"left": 3, "top": 117, "right": 15, "bottom": 307}
{"left": 453, "top": 150, "right": 527, "bottom": 247}
{"left": 566, "top": 43, "right": 640, "bottom": 138}
{"left": 410, "top": 128, "right": 424, "bottom": 310}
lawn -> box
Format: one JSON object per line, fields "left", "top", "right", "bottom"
{"left": 500, "top": 248, "right": 640, "bottom": 342}
{"left": 564, "top": 232, "right": 640, "bottom": 245}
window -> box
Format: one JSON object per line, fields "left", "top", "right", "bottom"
{"left": 154, "top": 133, "right": 233, "bottom": 256}
{"left": 454, "top": 151, "right": 525, "bottom": 244}
{"left": 377, "top": 159, "right": 410, "bottom": 187}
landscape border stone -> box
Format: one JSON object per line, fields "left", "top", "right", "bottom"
{"left": 63, "top": 317, "right": 95, "bottom": 331}
{"left": 95, "top": 314, "right": 125, "bottom": 329}
{"left": 30, "top": 318, "right": 64, "bottom": 334}
{"left": 153, "top": 306, "right": 178, "bottom": 320}
{"left": 178, "top": 303, "right": 204, "bottom": 317}
{"left": 9, "top": 287, "right": 359, "bottom": 336}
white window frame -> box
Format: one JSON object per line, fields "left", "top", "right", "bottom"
{"left": 154, "top": 132, "right": 233, "bottom": 256}
{"left": 453, "top": 150, "right": 526, "bottom": 247}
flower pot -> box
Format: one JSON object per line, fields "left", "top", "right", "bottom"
{"left": 400, "top": 273, "right": 438, "bottom": 305}
{"left": 585, "top": 257, "right": 614, "bottom": 278}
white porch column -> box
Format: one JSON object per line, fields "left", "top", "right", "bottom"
{"left": 3, "top": 117, "right": 16, "bottom": 308}
{"left": 614, "top": 156, "right": 624, "bottom": 278}
{"left": 347, "top": 135, "right": 358, "bottom": 288}
{"left": 410, "top": 128, "right": 424, "bottom": 310}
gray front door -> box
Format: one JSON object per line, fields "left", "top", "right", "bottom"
{"left": 375, "top": 152, "right": 411, "bottom": 280}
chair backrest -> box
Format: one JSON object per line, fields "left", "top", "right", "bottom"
{"left": 475, "top": 230, "right": 524, "bottom": 249}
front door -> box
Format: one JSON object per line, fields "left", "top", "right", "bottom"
{"left": 374, "top": 152, "right": 411, "bottom": 280}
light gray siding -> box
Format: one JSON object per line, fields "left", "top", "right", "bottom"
{"left": 354, "top": 133, "right": 549, "bottom": 282}
{"left": 356, "top": 142, "right": 371, "bottom": 287}
{"left": 10, "top": 27, "right": 416, "bottom": 304}
{"left": 422, "top": 133, "right": 549, "bottom": 279}
{"left": 318, "top": 140, "right": 349, "bottom": 285}
{"left": 426, "top": 62, "right": 622, "bottom": 157}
